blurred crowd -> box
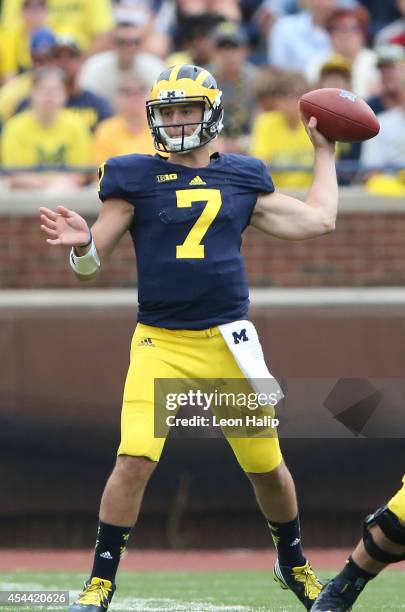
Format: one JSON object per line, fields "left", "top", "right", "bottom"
{"left": 0, "top": 0, "right": 405, "bottom": 193}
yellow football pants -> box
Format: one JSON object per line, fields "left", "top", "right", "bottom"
{"left": 388, "top": 474, "right": 405, "bottom": 523}
{"left": 118, "top": 323, "right": 282, "bottom": 473}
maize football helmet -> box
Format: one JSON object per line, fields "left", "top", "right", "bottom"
{"left": 146, "top": 64, "right": 224, "bottom": 154}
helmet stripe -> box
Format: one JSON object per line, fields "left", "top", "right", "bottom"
{"left": 169, "top": 65, "right": 182, "bottom": 82}
{"left": 195, "top": 69, "right": 210, "bottom": 85}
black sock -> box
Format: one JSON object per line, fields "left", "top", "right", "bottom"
{"left": 90, "top": 521, "right": 132, "bottom": 582}
{"left": 268, "top": 515, "right": 306, "bottom": 567}
{"left": 332, "top": 557, "right": 376, "bottom": 605}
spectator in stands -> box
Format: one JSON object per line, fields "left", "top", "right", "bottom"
{"left": 307, "top": 6, "right": 379, "bottom": 98}
{"left": 0, "top": 0, "right": 49, "bottom": 84}
{"left": 14, "top": 35, "right": 114, "bottom": 132}
{"left": 1, "top": 68, "right": 92, "bottom": 191}
{"left": 367, "top": 44, "right": 405, "bottom": 115}
{"left": 267, "top": 0, "right": 337, "bottom": 71}
{"left": 93, "top": 76, "right": 155, "bottom": 167}
{"left": 361, "top": 63, "right": 405, "bottom": 172}
{"left": 1, "top": 0, "right": 114, "bottom": 54}
{"left": 254, "top": 1, "right": 299, "bottom": 65}
{"left": 0, "top": 27, "right": 56, "bottom": 123}
{"left": 250, "top": 70, "right": 314, "bottom": 188}
{"left": 374, "top": 0, "right": 405, "bottom": 48}
{"left": 253, "top": 67, "right": 285, "bottom": 112}
{"left": 79, "top": 17, "right": 165, "bottom": 105}
{"left": 317, "top": 54, "right": 352, "bottom": 88}
{"left": 112, "top": 3, "right": 171, "bottom": 59}
{"left": 209, "top": 21, "right": 259, "bottom": 153}
{"left": 359, "top": 0, "right": 402, "bottom": 38}
{"left": 257, "top": 0, "right": 357, "bottom": 43}
{"left": 167, "top": 13, "right": 222, "bottom": 67}
{"left": 158, "top": 0, "right": 241, "bottom": 52}
{"left": 35, "top": 35, "right": 113, "bottom": 132}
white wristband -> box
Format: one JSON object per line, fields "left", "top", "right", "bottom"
{"left": 69, "top": 236, "right": 100, "bottom": 276}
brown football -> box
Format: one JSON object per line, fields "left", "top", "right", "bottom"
{"left": 299, "top": 88, "right": 380, "bottom": 142}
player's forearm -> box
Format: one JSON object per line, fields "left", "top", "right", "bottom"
{"left": 71, "top": 223, "right": 124, "bottom": 280}
{"left": 305, "top": 147, "right": 338, "bottom": 229}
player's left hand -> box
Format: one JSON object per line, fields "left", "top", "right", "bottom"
{"left": 301, "top": 115, "right": 336, "bottom": 154}
{"left": 39, "top": 205, "right": 90, "bottom": 247}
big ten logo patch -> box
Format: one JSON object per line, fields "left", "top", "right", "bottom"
{"left": 156, "top": 173, "right": 178, "bottom": 183}
{"left": 232, "top": 328, "right": 249, "bottom": 344}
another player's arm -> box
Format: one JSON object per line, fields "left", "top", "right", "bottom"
{"left": 39, "top": 199, "right": 134, "bottom": 281}
{"left": 251, "top": 117, "right": 338, "bottom": 240}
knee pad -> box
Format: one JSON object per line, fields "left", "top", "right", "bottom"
{"left": 363, "top": 505, "right": 405, "bottom": 563}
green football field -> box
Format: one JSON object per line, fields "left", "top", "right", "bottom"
{"left": 0, "top": 570, "right": 404, "bottom": 611}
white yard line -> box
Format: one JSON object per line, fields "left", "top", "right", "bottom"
{"left": 111, "top": 599, "right": 254, "bottom": 611}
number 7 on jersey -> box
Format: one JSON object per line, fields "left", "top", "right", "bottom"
{"left": 175, "top": 188, "right": 222, "bottom": 259}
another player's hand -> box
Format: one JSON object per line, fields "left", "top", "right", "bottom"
{"left": 39, "top": 205, "right": 90, "bottom": 247}
{"left": 301, "top": 115, "right": 336, "bottom": 154}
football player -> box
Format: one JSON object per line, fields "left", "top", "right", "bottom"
{"left": 40, "top": 64, "right": 338, "bottom": 611}
{"left": 312, "top": 474, "right": 405, "bottom": 611}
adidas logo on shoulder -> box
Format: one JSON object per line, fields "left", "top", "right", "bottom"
{"left": 138, "top": 337, "right": 155, "bottom": 347}
{"left": 189, "top": 175, "right": 206, "bottom": 185}
{"left": 99, "top": 551, "right": 113, "bottom": 560}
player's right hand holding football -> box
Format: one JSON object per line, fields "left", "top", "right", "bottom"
{"left": 39, "top": 205, "right": 91, "bottom": 247}
{"left": 301, "top": 115, "right": 336, "bottom": 154}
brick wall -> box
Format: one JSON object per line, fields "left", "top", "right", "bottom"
{"left": 1, "top": 212, "right": 405, "bottom": 288}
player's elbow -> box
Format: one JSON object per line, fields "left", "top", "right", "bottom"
{"left": 323, "top": 217, "right": 336, "bottom": 233}
{"left": 303, "top": 214, "right": 335, "bottom": 238}
{"left": 316, "top": 212, "right": 336, "bottom": 235}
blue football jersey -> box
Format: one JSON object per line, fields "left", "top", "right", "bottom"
{"left": 99, "top": 153, "right": 274, "bottom": 329}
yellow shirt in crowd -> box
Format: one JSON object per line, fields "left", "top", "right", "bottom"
{"left": 94, "top": 116, "right": 156, "bottom": 167}
{"left": 0, "top": 71, "right": 32, "bottom": 121}
{"left": 1, "top": 0, "right": 113, "bottom": 51}
{"left": 250, "top": 111, "right": 314, "bottom": 189}
{"left": 1, "top": 109, "right": 92, "bottom": 169}
{"left": 0, "top": 27, "right": 29, "bottom": 81}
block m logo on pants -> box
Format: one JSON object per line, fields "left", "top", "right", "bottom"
{"left": 232, "top": 328, "right": 248, "bottom": 344}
